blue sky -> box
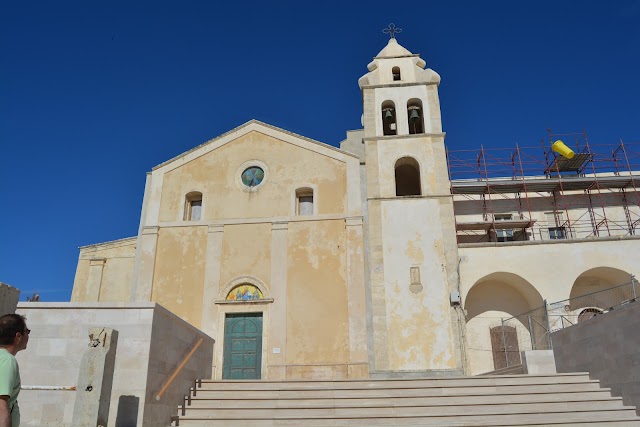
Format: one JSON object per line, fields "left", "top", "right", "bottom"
{"left": 1, "top": 1, "right": 639, "bottom": 301}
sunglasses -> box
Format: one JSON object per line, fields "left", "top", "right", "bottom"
{"left": 23, "top": 328, "right": 31, "bottom": 335}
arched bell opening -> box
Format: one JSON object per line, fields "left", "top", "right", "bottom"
{"left": 392, "top": 66, "right": 401, "bottom": 81}
{"left": 407, "top": 98, "right": 425, "bottom": 135}
{"left": 381, "top": 100, "right": 397, "bottom": 136}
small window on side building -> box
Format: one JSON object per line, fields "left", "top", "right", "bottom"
{"left": 546, "top": 211, "right": 566, "bottom": 239}
{"left": 494, "top": 214, "right": 514, "bottom": 242}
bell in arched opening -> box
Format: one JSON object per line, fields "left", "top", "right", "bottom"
{"left": 381, "top": 100, "right": 397, "bottom": 136}
{"left": 407, "top": 100, "right": 424, "bottom": 134}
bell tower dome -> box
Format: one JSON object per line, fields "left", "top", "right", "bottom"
{"left": 358, "top": 37, "right": 442, "bottom": 138}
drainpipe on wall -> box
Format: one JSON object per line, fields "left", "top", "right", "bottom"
{"left": 456, "top": 257, "right": 469, "bottom": 374}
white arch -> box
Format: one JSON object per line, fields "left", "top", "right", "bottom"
{"left": 465, "top": 272, "right": 544, "bottom": 318}
{"left": 569, "top": 266, "right": 633, "bottom": 310}
{"left": 464, "top": 272, "right": 544, "bottom": 375}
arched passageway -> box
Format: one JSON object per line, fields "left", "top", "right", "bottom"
{"left": 569, "top": 267, "right": 634, "bottom": 312}
{"left": 464, "top": 272, "right": 544, "bottom": 374}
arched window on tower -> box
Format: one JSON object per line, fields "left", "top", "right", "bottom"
{"left": 392, "top": 66, "right": 401, "bottom": 81}
{"left": 395, "top": 157, "right": 421, "bottom": 196}
{"left": 184, "top": 191, "right": 203, "bottom": 221}
{"left": 381, "top": 101, "right": 397, "bottom": 136}
{"left": 407, "top": 99, "right": 425, "bottom": 135}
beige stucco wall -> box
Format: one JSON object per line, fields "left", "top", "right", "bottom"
{"left": 219, "top": 223, "right": 272, "bottom": 290}
{"left": 157, "top": 131, "right": 347, "bottom": 222}
{"left": 71, "top": 237, "right": 136, "bottom": 302}
{"left": 205, "top": 221, "right": 362, "bottom": 380}
{"left": 286, "top": 220, "right": 349, "bottom": 365}
{"left": 202, "top": 217, "right": 361, "bottom": 379}
{"left": 151, "top": 226, "right": 207, "bottom": 327}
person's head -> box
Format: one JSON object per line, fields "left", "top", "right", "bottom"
{"left": 0, "top": 314, "right": 29, "bottom": 352}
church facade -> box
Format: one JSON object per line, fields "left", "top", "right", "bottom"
{"left": 71, "top": 37, "right": 640, "bottom": 377}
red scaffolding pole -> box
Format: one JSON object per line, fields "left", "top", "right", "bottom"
{"left": 447, "top": 130, "right": 640, "bottom": 243}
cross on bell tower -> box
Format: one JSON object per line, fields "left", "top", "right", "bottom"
{"left": 382, "top": 23, "right": 402, "bottom": 39}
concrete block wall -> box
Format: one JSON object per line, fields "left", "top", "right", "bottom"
{"left": 551, "top": 301, "right": 640, "bottom": 413}
{"left": 143, "top": 305, "right": 214, "bottom": 426}
{"left": 0, "top": 282, "right": 20, "bottom": 315}
{"left": 15, "top": 303, "right": 214, "bottom": 427}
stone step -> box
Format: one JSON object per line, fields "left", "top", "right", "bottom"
{"left": 188, "top": 382, "right": 608, "bottom": 399}
{"left": 178, "top": 400, "right": 634, "bottom": 418}
{"left": 175, "top": 408, "right": 640, "bottom": 426}
{"left": 173, "top": 374, "right": 640, "bottom": 426}
{"left": 197, "top": 373, "right": 593, "bottom": 390}
{"left": 480, "top": 364, "right": 525, "bottom": 376}
{"left": 180, "top": 390, "right": 620, "bottom": 409}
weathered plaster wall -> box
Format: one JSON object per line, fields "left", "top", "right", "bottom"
{"left": 219, "top": 223, "right": 272, "bottom": 290}
{"left": 207, "top": 218, "right": 364, "bottom": 380}
{"left": 152, "top": 227, "right": 207, "bottom": 327}
{"left": 15, "top": 303, "right": 213, "bottom": 427}
{"left": 381, "top": 199, "right": 457, "bottom": 371}
{"left": 71, "top": 238, "right": 136, "bottom": 302}
{"left": 157, "top": 131, "right": 347, "bottom": 222}
{"left": 286, "top": 220, "right": 349, "bottom": 367}
{"left": 198, "top": 212, "right": 368, "bottom": 380}
{"left": 363, "top": 131, "right": 463, "bottom": 374}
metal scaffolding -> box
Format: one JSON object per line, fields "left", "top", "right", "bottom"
{"left": 446, "top": 130, "right": 640, "bottom": 244}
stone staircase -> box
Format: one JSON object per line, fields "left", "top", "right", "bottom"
{"left": 171, "top": 373, "right": 640, "bottom": 426}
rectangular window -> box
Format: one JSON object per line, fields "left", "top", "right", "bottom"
{"left": 189, "top": 199, "right": 202, "bottom": 221}
{"left": 298, "top": 195, "right": 313, "bottom": 216}
{"left": 546, "top": 211, "right": 566, "bottom": 239}
{"left": 548, "top": 227, "right": 566, "bottom": 240}
{"left": 494, "top": 214, "right": 514, "bottom": 242}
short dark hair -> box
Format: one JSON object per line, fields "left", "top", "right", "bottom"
{"left": 0, "top": 314, "right": 27, "bottom": 346}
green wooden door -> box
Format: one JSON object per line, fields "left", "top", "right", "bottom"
{"left": 222, "top": 313, "right": 263, "bottom": 379}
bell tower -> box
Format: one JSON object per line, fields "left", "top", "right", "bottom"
{"left": 359, "top": 34, "right": 464, "bottom": 375}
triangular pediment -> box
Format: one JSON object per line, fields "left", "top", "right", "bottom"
{"left": 152, "top": 120, "right": 358, "bottom": 173}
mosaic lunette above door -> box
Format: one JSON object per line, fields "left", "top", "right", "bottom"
{"left": 226, "top": 284, "right": 264, "bottom": 301}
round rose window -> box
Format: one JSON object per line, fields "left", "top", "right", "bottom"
{"left": 241, "top": 166, "right": 265, "bottom": 187}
